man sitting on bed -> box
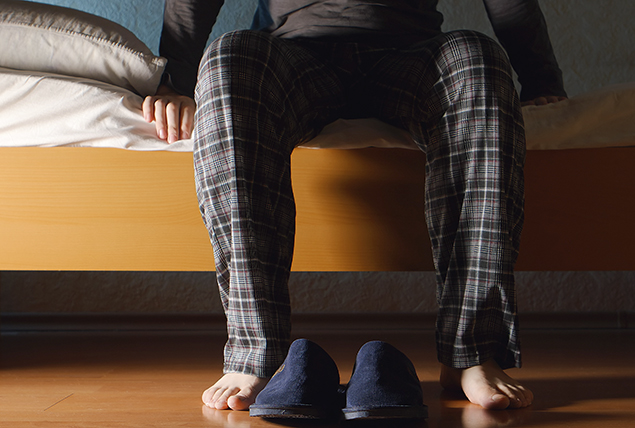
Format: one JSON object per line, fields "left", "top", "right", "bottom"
{"left": 143, "top": 0, "right": 567, "bottom": 411}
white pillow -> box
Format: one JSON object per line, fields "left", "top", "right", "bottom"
{"left": 0, "top": 0, "right": 166, "bottom": 96}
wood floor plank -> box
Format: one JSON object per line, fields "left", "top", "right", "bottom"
{"left": 1, "top": 330, "right": 634, "bottom": 427}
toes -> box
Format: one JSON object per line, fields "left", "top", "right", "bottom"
{"left": 484, "top": 392, "right": 511, "bottom": 410}
{"left": 507, "top": 397, "right": 524, "bottom": 409}
{"left": 444, "top": 360, "right": 534, "bottom": 410}
{"left": 201, "top": 385, "right": 236, "bottom": 410}
{"left": 522, "top": 387, "right": 534, "bottom": 406}
{"left": 494, "top": 384, "right": 533, "bottom": 409}
{"left": 226, "top": 384, "right": 258, "bottom": 411}
{"left": 464, "top": 373, "right": 532, "bottom": 409}
{"left": 506, "top": 385, "right": 533, "bottom": 408}
{"left": 202, "top": 374, "right": 269, "bottom": 411}
{"left": 201, "top": 386, "right": 219, "bottom": 407}
{"left": 227, "top": 394, "right": 252, "bottom": 411}
{"left": 215, "top": 387, "right": 240, "bottom": 409}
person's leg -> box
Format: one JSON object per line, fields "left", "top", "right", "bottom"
{"left": 193, "top": 30, "right": 346, "bottom": 410}
{"left": 357, "top": 31, "right": 529, "bottom": 409}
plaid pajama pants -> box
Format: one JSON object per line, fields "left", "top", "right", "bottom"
{"left": 193, "top": 29, "right": 526, "bottom": 378}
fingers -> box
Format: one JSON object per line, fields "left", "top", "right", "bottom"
{"left": 142, "top": 95, "right": 156, "bottom": 123}
{"left": 166, "top": 100, "right": 196, "bottom": 142}
{"left": 154, "top": 97, "right": 170, "bottom": 141}
{"left": 142, "top": 93, "right": 196, "bottom": 143}
{"left": 180, "top": 102, "right": 195, "bottom": 140}
{"left": 521, "top": 95, "right": 568, "bottom": 107}
{"left": 533, "top": 96, "right": 554, "bottom": 106}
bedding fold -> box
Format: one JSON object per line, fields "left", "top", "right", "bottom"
{"left": 1, "top": 67, "right": 633, "bottom": 151}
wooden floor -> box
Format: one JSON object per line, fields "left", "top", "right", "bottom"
{"left": 1, "top": 328, "right": 634, "bottom": 427}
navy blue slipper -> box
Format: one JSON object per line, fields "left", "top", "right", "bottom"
{"left": 342, "top": 341, "right": 428, "bottom": 420}
{"left": 249, "top": 338, "right": 344, "bottom": 420}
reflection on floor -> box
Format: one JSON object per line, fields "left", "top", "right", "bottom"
{"left": 1, "top": 329, "right": 634, "bottom": 427}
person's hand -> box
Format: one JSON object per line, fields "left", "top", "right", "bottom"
{"left": 143, "top": 84, "right": 196, "bottom": 143}
{"left": 521, "top": 95, "right": 567, "bottom": 107}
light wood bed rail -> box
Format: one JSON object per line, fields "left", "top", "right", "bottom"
{"left": 1, "top": 146, "right": 634, "bottom": 272}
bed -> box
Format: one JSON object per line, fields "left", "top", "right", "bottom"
{"left": 1, "top": 0, "right": 635, "bottom": 279}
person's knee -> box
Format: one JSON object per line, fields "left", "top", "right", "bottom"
{"left": 197, "top": 30, "right": 275, "bottom": 81}
{"left": 441, "top": 30, "right": 511, "bottom": 72}
{"left": 214, "top": 29, "right": 276, "bottom": 51}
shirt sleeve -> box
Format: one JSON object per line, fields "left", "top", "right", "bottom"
{"left": 159, "top": 0, "right": 225, "bottom": 97}
{"left": 483, "top": 0, "right": 566, "bottom": 101}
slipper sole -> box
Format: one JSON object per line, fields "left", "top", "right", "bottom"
{"left": 250, "top": 405, "right": 340, "bottom": 419}
{"left": 342, "top": 404, "right": 428, "bottom": 420}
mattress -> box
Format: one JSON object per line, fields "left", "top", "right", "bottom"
{"left": 1, "top": 66, "right": 634, "bottom": 152}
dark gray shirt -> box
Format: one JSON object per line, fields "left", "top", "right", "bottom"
{"left": 251, "top": 0, "right": 443, "bottom": 41}
{"left": 160, "top": 0, "right": 566, "bottom": 101}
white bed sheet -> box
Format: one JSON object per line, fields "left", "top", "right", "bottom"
{"left": 1, "top": 67, "right": 634, "bottom": 152}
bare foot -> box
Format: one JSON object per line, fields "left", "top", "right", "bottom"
{"left": 440, "top": 360, "right": 533, "bottom": 410}
{"left": 202, "top": 373, "right": 269, "bottom": 410}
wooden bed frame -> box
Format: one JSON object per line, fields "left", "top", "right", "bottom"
{"left": 1, "top": 145, "right": 634, "bottom": 273}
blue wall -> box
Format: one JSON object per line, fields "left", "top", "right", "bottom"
{"left": 18, "top": 0, "right": 635, "bottom": 98}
